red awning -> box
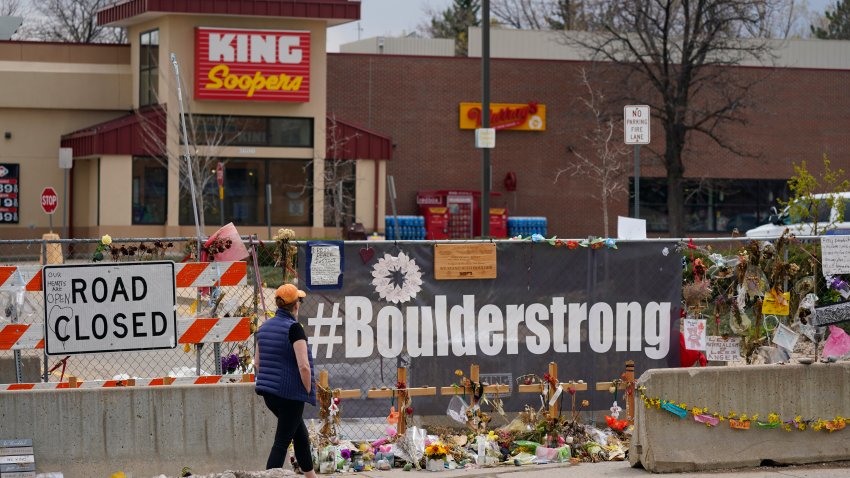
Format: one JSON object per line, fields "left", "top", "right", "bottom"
{"left": 327, "top": 117, "right": 392, "bottom": 161}
{"left": 60, "top": 105, "right": 165, "bottom": 159}
{"left": 99, "top": 0, "right": 360, "bottom": 27}
{"left": 61, "top": 109, "right": 392, "bottom": 161}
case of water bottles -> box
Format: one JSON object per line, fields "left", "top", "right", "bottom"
{"left": 385, "top": 215, "right": 426, "bottom": 240}
{"left": 507, "top": 216, "right": 548, "bottom": 237}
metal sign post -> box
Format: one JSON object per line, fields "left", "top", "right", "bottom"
{"left": 59, "top": 148, "right": 72, "bottom": 239}
{"left": 387, "top": 175, "right": 399, "bottom": 237}
{"left": 481, "top": 0, "right": 492, "bottom": 238}
{"left": 217, "top": 161, "right": 225, "bottom": 226}
{"left": 634, "top": 145, "right": 641, "bottom": 218}
{"left": 624, "top": 105, "right": 650, "bottom": 219}
{"left": 266, "top": 183, "right": 272, "bottom": 240}
{"left": 170, "top": 53, "right": 203, "bottom": 249}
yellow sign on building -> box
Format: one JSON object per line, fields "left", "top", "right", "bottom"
{"left": 459, "top": 102, "right": 546, "bottom": 131}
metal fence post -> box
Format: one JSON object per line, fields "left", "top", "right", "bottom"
{"left": 12, "top": 286, "right": 22, "bottom": 383}
{"left": 213, "top": 339, "right": 222, "bottom": 375}
{"left": 196, "top": 343, "right": 203, "bottom": 376}
{"left": 252, "top": 236, "right": 260, "bottom": 355}
{"left": 41, "top": 239, "right": 48, "bottom": 383}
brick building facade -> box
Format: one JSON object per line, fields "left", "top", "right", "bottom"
{"left": 327, "top": 51, "right": 850, "bottom": 237}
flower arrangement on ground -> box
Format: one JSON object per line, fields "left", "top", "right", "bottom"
{"left": 425, "top": 441, "right": 448, "bottom": 471}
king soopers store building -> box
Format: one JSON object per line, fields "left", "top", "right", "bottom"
{"left": 0, "top": 0, "right": 391, "bottom": 240}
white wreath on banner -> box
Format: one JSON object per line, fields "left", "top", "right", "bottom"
{"left": 371, "top": 252, "right": 423, "bottom": 304}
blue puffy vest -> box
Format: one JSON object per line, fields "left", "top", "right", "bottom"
{"left": 255, "top": 309, "right": 316, "bottom": 406}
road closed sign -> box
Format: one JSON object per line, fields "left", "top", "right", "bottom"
{"left": 42, "top": 262, "right": 177, "bottom": 355}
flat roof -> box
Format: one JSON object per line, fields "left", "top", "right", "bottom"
{"left": 0, "top": 40, "right": 129, "bottom": 64}
{"left": 98, "top": 0, "right": 360, "bottom": 27}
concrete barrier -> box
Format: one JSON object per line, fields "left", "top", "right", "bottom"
{"left": 629, "top": 362, "right": 850, "bottom": 473}
{"left": 0, "top": 355, "right": 41, "bottom": 383}
{"left": 0, "top": 383, "right": 278, "bottom": 478}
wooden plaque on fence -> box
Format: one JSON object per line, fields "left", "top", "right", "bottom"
{"left": 434, "top": 243, "right": 497, "bottom": 280}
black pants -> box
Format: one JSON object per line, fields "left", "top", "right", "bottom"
{"left": 262, "top": 394, "right": 314, "bottom": 471}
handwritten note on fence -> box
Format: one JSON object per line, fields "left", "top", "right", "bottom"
{"left": 821, "top": 236, "right": 850, "bottom": 276}
{"left": 705, "top": 336, "right": 741, "bottom": 362}
{"left": 309, "top": 244, "right": 342, "bottom": 287}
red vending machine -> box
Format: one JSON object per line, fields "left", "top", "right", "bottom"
{"left": 422, "top": 207, "right": 449, "bottom": 239}
{"left": 446, "top": 191, "right": 474, "bottom": 238}
{"left": 489, "top": 208, "right": 508, "bottom": 238}
{"left": 418, "top": 190, "right": 506, "bottom": 238}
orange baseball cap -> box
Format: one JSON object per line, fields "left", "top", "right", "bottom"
{"left": 275, "top": 283, "right": 307, "bottom": 304}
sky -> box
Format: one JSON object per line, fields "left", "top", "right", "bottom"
{"left": 327, "top": 0, "right": 834, "bottom": 52}
{"left": 327, "top": 0, "right": 453, "bottom": 52}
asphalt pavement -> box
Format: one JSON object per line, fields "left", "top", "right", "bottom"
{"left": 350, "top": 461, "right": 850, "bottom": 478}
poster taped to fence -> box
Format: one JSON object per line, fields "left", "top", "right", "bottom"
{"left": 434, "top": 243, "right": 497, "bottom": 280}
{"left": 42, "top": 262, "right": 177, "bottom": 355}
{"left": 821, "top": 236, "right": 850, "bottom": 276}
{"left": 295, "top": 241, "right": 681, "bottom": 416}
{"left": 306, "top": 241, "right": 343, "bottom": 290}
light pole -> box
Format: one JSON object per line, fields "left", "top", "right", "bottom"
{"left": 481, "top": 0, "right": 491, "bottom": 238}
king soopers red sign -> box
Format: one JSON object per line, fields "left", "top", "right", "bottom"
{"left": 195, "top": 27, "right": 311, "bottom": 102}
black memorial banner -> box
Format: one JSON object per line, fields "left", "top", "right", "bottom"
{"left": 295, "top": 241, "right": 681, "bottom": 416}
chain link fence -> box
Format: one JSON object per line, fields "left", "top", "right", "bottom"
{"left": 0, "top": 238, "right": 245, "bottom": 382}
{"left": 678, "top": 235, "right": 842, "bottom": 365}
{"left": 0, "top": 234, "right": 842, "bottom": 439}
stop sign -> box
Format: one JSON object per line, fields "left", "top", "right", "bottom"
{"left": 41, "top": 187, "right": 58, "bottom": 215}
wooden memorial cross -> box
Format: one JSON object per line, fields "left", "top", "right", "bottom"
{"left": 318, "top": 370, "right": 362, "bottom": 400}
{"left": 517, "top": 362, "right": 587, "bottom": 418}
{"left": 439, "top": 364, "right": 510, "bottom": 397}
{"left": 439, "top": 364, "right": 510, "bottom": 431}
{"left": 366, "top": 367, "right": 436, "bottom": 435}
{"left": 316, "top": 370, "right": 361, "bottom": 444}
{"left": 594, "top": 360, "right": 636, "bottom": 423}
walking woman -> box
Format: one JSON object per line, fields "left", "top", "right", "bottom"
{"left": 255, "top": 283, "right": 317, "bottom": 474}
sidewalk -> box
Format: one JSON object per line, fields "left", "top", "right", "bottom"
{"left": 166, "top": 461, "right": 850, "bottom": 478}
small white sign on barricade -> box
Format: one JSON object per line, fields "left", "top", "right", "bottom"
{"left": 42, "top": 262, "right": 177, "bottom": 355}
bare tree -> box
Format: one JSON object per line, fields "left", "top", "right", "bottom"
{"left": 493, "top": 0, "right": 802, "bottom": 35}
{"left": 27, "top": 0, "right": 126, "bottom": 43}
{"left": 567, "top": 0, "right": 786, "bottom": 236}
{"left": 319, "top": 116, "right": 360, "bottom": 236}
{"left": 491, "top": 0, "right": 637, "bottom": 31}
{"left": 555, "top": 69, "right": 628, "bottom": 237}
{"left": 492, "top": 0, "right": 550, "bottom": 29}
{"left": 135, "top": 81, "right": 241, "bottom": 230}
{"left": 0, "top": 0, "right": 23, "bottom": 17}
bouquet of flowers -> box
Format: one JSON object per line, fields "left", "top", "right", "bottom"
{"left": 221, "top": 353, "right": 240, "bottom": 374}
{"left": 424, "top": 441, "right": 448, "bottom": 460}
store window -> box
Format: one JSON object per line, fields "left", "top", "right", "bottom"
{"left": 190, "top": 116, "right": 313, "bottom": 147}
{"left": 132, "top": 157, "right": 167, "bottom": 224}
{"left": 179, "top": 159, "right": 312, "bottom": 227}
{"left": 139, "top": 29, "right": 159, "bottom": 107}
{"left": 630, "top": 178, "right": 788, "bottom": 233}
{"left": 323, "top": 161, "right": 356, "bottom": 228}
{"left": 270, "top": 160, "right": 312, "bottom": 227}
